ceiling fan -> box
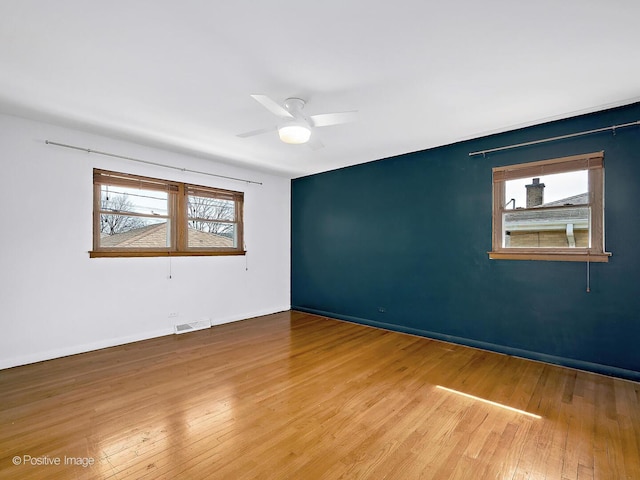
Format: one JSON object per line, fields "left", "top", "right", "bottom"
{"left": 237, "top": 95, "right": 358, "bottom": 149}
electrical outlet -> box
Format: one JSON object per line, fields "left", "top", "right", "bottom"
{"left": 168, "top": 312, "right": 178, "bottom": 318}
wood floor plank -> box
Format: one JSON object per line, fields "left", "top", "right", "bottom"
{"left": 1, "top": 310, "right": 639, "bottom": 479}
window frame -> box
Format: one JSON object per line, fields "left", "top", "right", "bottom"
{"left": 91, "top": 169, "right": 245, "bottom": 258}
{"left": 489, "top": 151, "right": 610, "bottom": 262}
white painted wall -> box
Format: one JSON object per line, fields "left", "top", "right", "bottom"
{"left": 0, "top": 113, "right": 291, "bottom": 369}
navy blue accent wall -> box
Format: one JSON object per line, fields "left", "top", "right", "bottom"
{"left": 291, "top": 102, "right": 640, "bottom": 381}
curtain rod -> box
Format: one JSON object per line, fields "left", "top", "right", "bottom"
{"left": 468, "top": 120, "right": 640, "bottom": 157}
{"left": 45, "top": 140, "right": 263, "bottom": 185}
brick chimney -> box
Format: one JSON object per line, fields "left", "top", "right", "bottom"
{"left": 525, "top": 178, "right": 545, "bottom": 207}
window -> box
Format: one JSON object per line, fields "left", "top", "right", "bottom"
{"left": 490, "top": 151, "right": 610, "bottom": 262}
{"left": 92, "top": 169, "right": 244, "bottom": 257}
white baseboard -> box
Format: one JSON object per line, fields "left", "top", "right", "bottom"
{"left": 0, "top": 327, "right": 173, "bottom": 370}
{"left": 210, "top": 305, "right": 291, "bottom": 326}
{"left": 0, "top": 305, "right": 291, "bottom": 370}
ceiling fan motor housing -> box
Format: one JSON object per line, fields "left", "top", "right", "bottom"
{"left": 284, "top": 98, "right": 307, "bottom": 118}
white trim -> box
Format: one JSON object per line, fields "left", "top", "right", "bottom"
{"left": 0, "top": 327, "right": 172, "bottom": 370}
{"left": 0, "top": 305, "right": 290, "bottom": 370}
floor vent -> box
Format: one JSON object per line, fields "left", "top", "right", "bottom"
{"left": 174, "top": 318, "right": 212, "bottom": 334}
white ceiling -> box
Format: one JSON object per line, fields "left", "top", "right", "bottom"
{"left": 1, "top": 1, "right": 639, "bottom": 178}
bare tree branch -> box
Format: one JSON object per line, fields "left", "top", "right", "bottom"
{"left": 100, "top": 194, "right": 146, "bottom": 235}
{"left": 188, "top": 196, "right": 235, "bottom": 237}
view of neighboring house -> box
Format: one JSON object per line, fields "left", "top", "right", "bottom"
{"left": 504, "top": 179, "right": 589, "bottom": 248}
{"left": 100, "top": 223, "right": 234, "bottom": 248}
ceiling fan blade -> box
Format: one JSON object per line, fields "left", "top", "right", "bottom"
{"left": 236, "top": 126, "right": 276, "bottom": 138}
{"left": 250, "top": 95, "right": 294, "bottom": 118}
{"left": 309, "top": 111, "right": 358, "bottom": 127}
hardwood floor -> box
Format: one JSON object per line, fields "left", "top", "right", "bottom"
{"left": 1, "top": 310, "right": 639, "bottom": 479}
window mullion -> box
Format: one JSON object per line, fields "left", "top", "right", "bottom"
{"left": 174, "top": 184, "right": 186, "bottom": 251}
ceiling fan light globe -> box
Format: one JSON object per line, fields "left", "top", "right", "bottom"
{"left": 278, "top": 124, "right": 311, "bottom": 144}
